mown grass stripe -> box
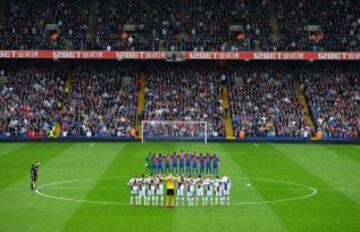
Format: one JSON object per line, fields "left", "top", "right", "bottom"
{"left": 0, "top": 143, "right": 127, "bottom": 232}
{"left": 222, "top": 143, "right": 360, "bottom": 232}
{"left": 0, "top": 143, "right": 27, "bottom": 157}
{"left": 272, "top": 144, "right": 360, "bottom": 205}
{"left": 0, "top": 143, "right": 74, "bottom": 191}
{"left": 61, "top": 143, "right": 177, "bottom": 232}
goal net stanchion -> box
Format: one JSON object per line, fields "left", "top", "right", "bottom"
{"left": 141, "top": 121, "right": 208, "bottom": 143}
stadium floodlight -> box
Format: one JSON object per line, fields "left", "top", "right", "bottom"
{"left": 141, "top": 121, "right": 208, "bottom": 143}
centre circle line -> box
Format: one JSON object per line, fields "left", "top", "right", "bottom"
{"left": 35, "top": 176, "right": 317, "bottom": 206}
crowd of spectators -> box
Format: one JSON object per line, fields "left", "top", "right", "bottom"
{"left": 0, "top": 64, "right": 65, "bottom": 137}
{"left": 0, "top": 62, "right": 359, "bottom": 140}
{"left": 178, "top": 0, "right": 272, "bottom": 51}
{"left": 143, "top": 64, "right": 225, "bottom": 137}
{"left": 90, "top": 0, "right": 179, "bottom": 51}
{"left": 301, "top": 67, "right": 360, "bottom": 139}
{"left": 59, "top": 65, "right": 138, "bottom": 137}
{"left": 228, "top": 65, "right": 310, "bottom": 138}
{"left": 0, "top": 0, "right": 89, "bottom": 50}
{"left": 0, "top": 0, "right": 273, "bottom": 51}
{"left": 1, "top": 0, "right": 360, "bottom": 51}
{"left": 276, "top": 0, "right": 360, "bottom": 51}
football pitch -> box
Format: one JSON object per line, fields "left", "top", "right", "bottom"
{"left": 0, "top": 142, "right": 359, "bottom": 232}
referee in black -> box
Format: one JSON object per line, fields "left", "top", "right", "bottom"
{"left": 31, "top": 161, "right": 41, "bottom": 190}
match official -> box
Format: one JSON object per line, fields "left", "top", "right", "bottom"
{"left": 31, "top": 161, "right": 41, "bottom": 190}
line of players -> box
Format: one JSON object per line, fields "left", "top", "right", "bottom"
{"left": 145, "top": 152, "right": 220, "bottom": 175}
{"left": 128, "top": 174, "right": 231, "bottom": 207}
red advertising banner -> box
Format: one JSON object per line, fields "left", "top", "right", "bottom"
{"left": 0, "top": 50, "right": 360, "bottom": 60}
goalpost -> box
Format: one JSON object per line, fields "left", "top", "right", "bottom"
{"left": 141, "top": 121, "right": 208, "bottom": 143}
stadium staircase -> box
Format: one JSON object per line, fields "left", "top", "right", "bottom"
{"left": 53, "top": 71, "right": 73, "bottom": 138}
{"left": 269, "top": 0, "right": 281, "bottom": 43}
{"left": 64, "top": 72, "right": 73, "bottom": 94}
{"left": 222, "top": 85, "right": 235, "bottom": 140}
{"left": 135, "top": 73, "right": 146, "bottom": 138}
{"left": 86, "top": 0, "right": 97, "bottom": 40}
{"left": 295, "top": 81, "right": 316, "bottom": 135}
{"left": 54, "top": 123, "right": 61, "bottom": 138}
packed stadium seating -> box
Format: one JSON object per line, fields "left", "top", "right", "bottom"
{"left": 0, "top": 63, "right": 66, "bottom": 137}
{"left": 228, "top": 65, "right": 309, "bottom": 138}
{"left": 1, "top": 0, "right": 359, "bottom": 51}
{"left": 1, "top": 0, "right": 89, "bottom": 50}
{"left": 142, "top": 63, "right": 225, "bottom": 137}
{"left": 301, "top": 66, "right": 360, "bottom": 139}
{"left": 0, "top": 0, "right": 359, "bottom": 140}
{"left": 59, "top": 64, "right": 139, "bottom": 137}
{"left": 0, "top": 62, "right": 359, "bottom": 139}
{"left": 276, "top": 0, "right": 360, "bottom": 51}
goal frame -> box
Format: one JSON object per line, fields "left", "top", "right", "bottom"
{"left": 141, "top": 120, "right": 208, "bottom": 143}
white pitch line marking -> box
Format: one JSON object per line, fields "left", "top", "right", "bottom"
{"left": 33, "top": 176, "right": 318, "bottom": 206}
{"left": 89, "top": 143, "right": 95, "bottom": 148}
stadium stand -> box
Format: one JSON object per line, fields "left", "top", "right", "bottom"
{"left": 2, "top": 0, "right": 360, "bottom": 51}
{"left": 276, "top": 0, "right": 360, "bottom": 51}
{"left": 301, "top": 66, "right": 360, "bottom": 139}
{"left": 60, "top": 64, "right": 139, "bottom": 137}
{"left": 0, "top": 62, "right": 359, "bottom": 140}
{"left": 228, "top": 65, "right": 309, "bottom": 138}
{"left": 0, "top": 0, "right": 89, "bottom": 50}
{"left": 0, "top": 63, "right": 65, "bottom": 137}
{"left": 142, "top": 63, "right": 225, "bottom": 137}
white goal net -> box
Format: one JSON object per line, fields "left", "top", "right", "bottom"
{"left": 141, "top": 121, "right": 208, "bottom": 143}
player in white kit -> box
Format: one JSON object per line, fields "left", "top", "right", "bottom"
{"left": 128, "top": 176, "right": 139, "bottom": 205}
{"left": 138, "top": 174, "right": 147, "bottom": 206}
{"left": 176, "top": 175, "right": 186, "bottom": 206}
{"left": 147, "top": 174, "right": 156, "bottom": 206}
{"left": 204, "top": 176, "right": 214, "bottom": 206}
{"left": 214, "top": 176, "right": 222, "bottom": 205}
{"left": 155, "top": 174, "right": 164, "bottom": 206}
{"left": 221, "top": 176, "right": 231, "bottom": 205}
{"left": 186, "top": 175, "right": 195, "bottom": 206}
{"left": 195, "top": 175, "right": 204, "bottom": 206}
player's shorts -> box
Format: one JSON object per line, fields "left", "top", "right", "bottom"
{"left": 196, "top": 188, "right": 204, "bottom": 196}
{"left": 187, "top": 191, "right": 193, "bottom": 197}
{"left": 31, "top": 175, "right": 38, "bottom": 182}
{"left": 167, "top": 189, "right": 174, "bottom": 196}
{"left": 215, "top": 191, "right": 222, "bottom": 197}
{"left": 148, "top": 186, "right": 155, "bottom": 195}
{"left": 206, "top": 190, "right": 213, "bottom": 196}
{"left": 131, "top": 186, "right": 138, "bottom": 195}
{"left": 177, "top": 187, "right": 184, "bottom": 196}
{"left": 157, "top": 187, "right": 163, "bottom": 195}
{"left": 139, "top": 188, "right": 146, "bottom": 197}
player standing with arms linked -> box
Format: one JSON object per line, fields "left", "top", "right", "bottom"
{"left": 31, "top": 161, "right": 41, "bottom": 190}
{"left": 165, "top": 174, "right": 176, "bottom": 208}
{"left": 128, "top": 176, "right": 139, "bottom": 205}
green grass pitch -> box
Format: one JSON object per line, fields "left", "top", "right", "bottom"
{"left": 0, "top": 142, "right": 359, "bottom": 232}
